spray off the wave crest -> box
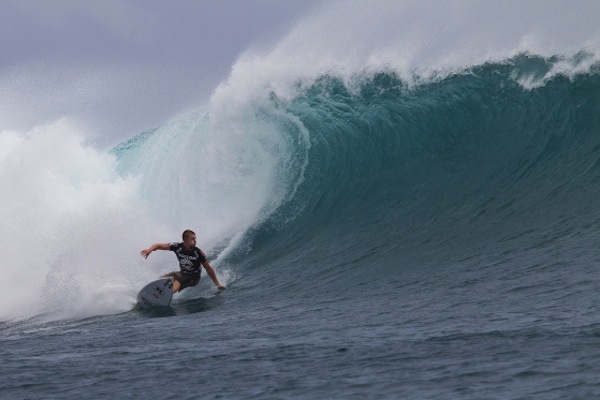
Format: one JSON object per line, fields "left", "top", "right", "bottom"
{"left": 218, "top": 0, "right": 600, "bottom": 97}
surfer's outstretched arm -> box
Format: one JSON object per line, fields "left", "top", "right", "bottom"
{"left": 140, "top": 243, "right": 170, "bottom": 259}
{"left": 202, "top": 260, "right": 226, "bottom": 290}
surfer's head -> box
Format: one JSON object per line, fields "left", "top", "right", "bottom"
{"left": 182, "top": 229, "right": 196, "bottom": 248}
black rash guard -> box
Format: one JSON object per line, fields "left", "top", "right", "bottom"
{"left": 169, "top": 242, "right": 207, "bottom": 277}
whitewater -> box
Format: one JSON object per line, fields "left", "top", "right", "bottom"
{"left": 2, "top": 1, "right": 600, "bottom": 398}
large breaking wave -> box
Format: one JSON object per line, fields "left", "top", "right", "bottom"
{"left": 2, "top": 0, "right": 600, "bottom": 321}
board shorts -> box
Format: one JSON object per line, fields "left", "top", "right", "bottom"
{"left": 163, "top": 271, "right": 200, "bottom": 290}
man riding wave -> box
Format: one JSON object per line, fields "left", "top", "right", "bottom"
{"left": 141, "top": 230, "right": 226, "bottom": 293}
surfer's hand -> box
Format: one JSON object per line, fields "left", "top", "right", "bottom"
{"left": 140, "top": 249, "right": 151, "bottom": 259}
{"left": 217, "top": 284, "right": 226, "bottom": 290}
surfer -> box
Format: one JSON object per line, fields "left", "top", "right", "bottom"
{"left": 141, "top": 230, "right": 226, "bottom": 293}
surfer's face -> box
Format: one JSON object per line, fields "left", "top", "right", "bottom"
{"left": 183, "top": 234, "right": 196, "bottom": 248}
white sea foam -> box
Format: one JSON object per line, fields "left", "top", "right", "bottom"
{"left": 0, "top": 121, "right": 141, "bottom": 319}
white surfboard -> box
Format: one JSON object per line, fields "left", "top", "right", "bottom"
{"left": 137, "top": 278, "right": 174, "bottom": 307}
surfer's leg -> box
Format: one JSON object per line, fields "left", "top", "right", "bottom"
{"left": 172, "top": 279, "right": 182, "bottom": 293}
{"left": 177, "top": 275, "right": 200, "bottom": 292}
{"left": 161, "top": 272, "right": 182, "bottom": 293}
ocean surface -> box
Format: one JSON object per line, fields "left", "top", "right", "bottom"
{"left": 3, "top": 3, "right": 600, "bottom": 399}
